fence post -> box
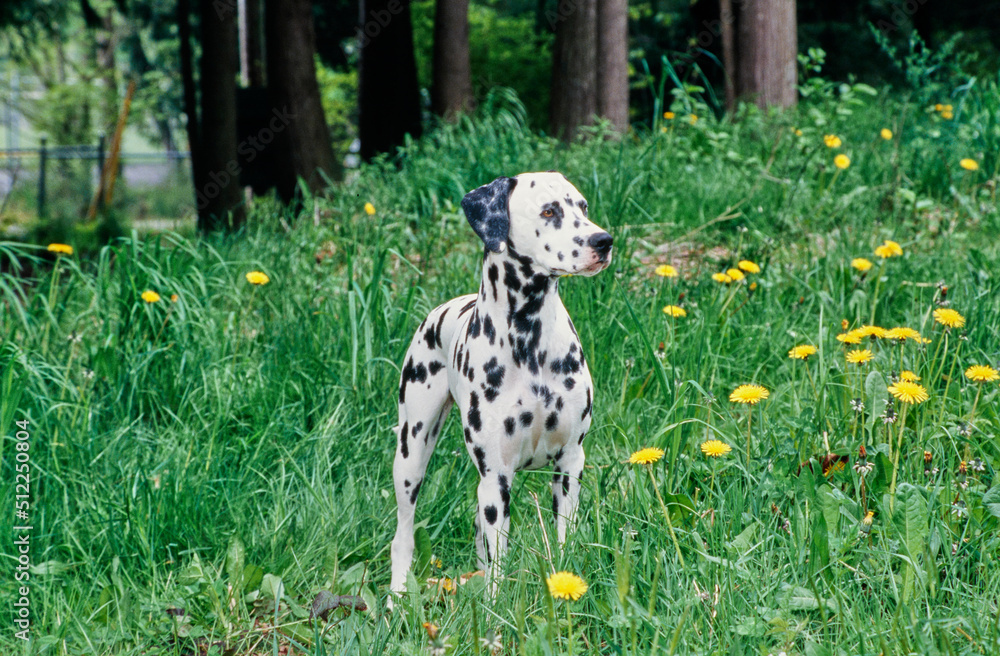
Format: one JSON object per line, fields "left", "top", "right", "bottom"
{"left": 37, "top": 136, "right": 47, "bottom": 219}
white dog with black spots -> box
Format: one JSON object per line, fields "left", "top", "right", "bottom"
{"left": 389, "top": 171, "right": 613, "bottom": 600}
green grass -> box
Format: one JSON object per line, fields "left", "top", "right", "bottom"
{"left": 2, "top": 82, "right": 1000, "bottom": 655}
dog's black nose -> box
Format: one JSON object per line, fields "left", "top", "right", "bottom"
{"left": 588, "top": 232, "right": 613, "bottom": 255}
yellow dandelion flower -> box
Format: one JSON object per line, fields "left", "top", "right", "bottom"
{"left": 880, "top": 128, "right": 893, "bottom": 140}
{"left": 246, "top": 271, "right": 271, "bottom": 286}
{"left": 170, "top": 294, "right": 179, "bottom": 303}
{"left": 729, "top": 384, "right": 769, "bottom": 405}
{"left": 141, "top": 290, "right": 161, "bottom": 303}
{"left": 965, "top": 365, "right": 999, "bottom": 383}
{"left": 932, "top": 308, "right": 965, "bottom": 328}
{"left": 846, "top": 349, "right": 873, "bottom": 364}
{"left": 899, "top": 370, "right": 920, "bottom": 382}
{"left": 662, "top": 305, "right": 687, "bottom": 318}
{"left": 884, "top": 327, "right": 921, "bottom": 341}
{"left": 788, "top": 345, "right": 818, "bottom": 360}
{"left": 836, "top": 331, "right": 863, "bottom": 345}
{"left": 629, "top": 447, "right": 665, "bottom": 465}
{"left": 874, "top": 244, "right": 893, "bottom": 258}
{"left": 959, "top": 158, "right": 979, "bottom": 171}
{"left": 856, "top": 325, "right": 888, "bottom": 339}
{"left": 834, "top": 154, "right": 851, "bottom": 170}
{"left": 887, "top": 380, "right": 929, "bottom": 404}
{"left": 364, "top": 202, "right": 376, "bottom": 215}
{"left": 726, "top": 268, "right": 745, "bottom": 281}
{"left": 823, "top": 134, "right": 842, "bottom": 148}
{"left": 663, "top": 111, "right": 675, "bottom": 120}
{"left": 689, "top": 114, "right": 698, "bottom": 124}
{"left": 852, "top": 258, "right": 873, "bottom": 272}
{"left": 794, "top": 128, "right": 803, "bottom": 136}
{"left": 547, "top": 571, "right": 588, "bottom": 601}
{"left": 861, "top": 510, "right": 874, "bottom": 527}
{"left": 701, "top": 440, "right": 732, "bottom": 457}
{"left": 712, "top": 272, "right": 732, "bottom": 284}
{"left": 655, "top": 264, "right": 678, "bottom": 278}
{"left": 47, "top": 243, "right": 74, "bottom": 255}
{"left": 737, "top": 260, "right": 760, "bottom": 273}
{"left": 934, "top": 103, "right": 944, "bottom": 112}
{"left": 941, "top": 110, "right": 953, "bottom": 119}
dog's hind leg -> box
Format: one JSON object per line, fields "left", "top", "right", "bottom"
{"left": 389, "top": 314, "right": 456, "bottom": 597}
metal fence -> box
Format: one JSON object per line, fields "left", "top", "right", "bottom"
{"left": 0, "top": 137, "right": 193, "bottom": 230}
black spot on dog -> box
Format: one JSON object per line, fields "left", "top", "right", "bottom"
{"left": 468, "top": 392, "right": 482, "bottom": 431}
{"left": 429, "top": 360, "right": 444, "bottom": 375}
{"left": 434, "top": 308, "right": 449, "bottom": 346}
{"left": 578, "top": 432, "right": 586, "bottom": 444}
{"left": 399, "top": 357, "right": 428, "bottom": 403}
{"left": 545, "top": 412, "right": 559, "bottom": 431}
{"left": 552, "top": 495, "right": 559, "bottom": 516}
{"left": 557, "top": 252, "right": 564, "bottom": 261}
{"left": 459, "top": 299, "right": 477, "bottom": 315}
{"left": 474, "top": 446, "right": 488, "bottom": 476}
{"left": 531, "top": 180, "right": 536, "bottom": 188}
{"left": 535, "top": 229, "right": 540, "bottom": 237}
{"left": 544, "top": 244, "right": 551, "bottom": 252}
{"left": 482, "top": 357, "right": 506, "bottom": 402}
{"left": 504, "top": 417, "right": 515, "bottom": 435}
{"left": 553, "top": 448, "right": 564, "bottom": 462}
{"left": 520, "top": 411, "right": 534, "bottom": 426}
{"left": 423, "top": 325, "right": 437, "bottom": 349}
{"left": 556, "top": 397, "right": 564, "bottom": 411}
{"left": 572, "top": 250, "right": 579, "bottom": 258}
{"left": 499, "top": 474, "right": 511, "bottom": 516}
{"left": 399, "top": 422, "right": 409, "bottom": 458}
{"left": 573, "top": 236, "right": 585, "bottom": 246}
{"left": 412, "top": 422, "right": 423, "bottom": 438}
{"left": 484, "top": 504, "right": 498, "bottom": 525}
{"left": 564, "top": 377, "right": 575, "bottom": 390}
{"left": 465, "top": 427, "right": 472, "bottom": 443}
{"left": 404, "top": 479, "right": 411, "bottom": 487}
{"left": 562, "top": 473, "right": 570, "bottom": 495}
{"left": 531, "top": 384, "right": 555, "bottom": 407}
{"left": 574, "top": 220, "right": 581, "bottom": 228}
{"left": 468, "top": 312, "right": 482, "bottom": 339}
{"left": 577, "top": 200, "right": 588, "bottom": 216}
{"left": 581, "top": 388, "right": 592, "bottom": 420}
{"left": 503, "top": 262, "right": 522, "bottom": 292}
{"left": 483, "top": 315, "right": 496, "bottom": 345}
{"left": 409, "top": 479, "right": 422, "bottom": 505}
{"left": 488, "top": 264, "right": 499, "bottom": 301}
{"left": 551, "top": 351, "right": 581, "bottom": 375}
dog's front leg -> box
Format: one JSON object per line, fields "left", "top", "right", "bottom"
{"left": 476, "top": 468, "right": 514, "bottom": 597}
{"left": 552, "top": 446, "right": 585, "bottom": 545}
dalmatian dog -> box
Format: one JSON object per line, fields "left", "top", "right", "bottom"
{"left": 389, "top": 171, "right": 613, "bottom": 599}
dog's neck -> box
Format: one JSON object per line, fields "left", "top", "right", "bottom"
{"left": 475, "top": 247, "right": 569, "bottom": 375}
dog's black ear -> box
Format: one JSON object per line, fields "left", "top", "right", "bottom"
{"left": 461, "top": 176, "right": 517, "bottom": 253}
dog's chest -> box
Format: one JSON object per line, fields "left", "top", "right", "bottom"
{"left": 449, "top": 304, "right": 593, "bottom": 470}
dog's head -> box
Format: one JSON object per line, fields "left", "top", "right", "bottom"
{"left": 461, "top": 172, "right": 613, "bottom": 277}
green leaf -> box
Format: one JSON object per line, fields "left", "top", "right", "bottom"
{"left": 892, "top": 483, "right": 929, "bottom": 602}
{"left": 865, "top": 370, "right": 888, "bottom": 432}
{"left": 726, "top": 522, "right": 758, "bottom": 556}
{"left": 241, "top": 564, "right": 264, "bottom": 594}
{"left": 260, "top": 574, "right": 284, "bottom": 601}
{"left": 809, "top": 511, "right": 830, "bottom": 578}
{"left": 414, "top": 526, "right": 432, "bottom": 582}
{"left": 779, "top": 583, "right": 840, "bottom": 613}
{"left": 983, "top": 484, "right": 1000, "bottom": 519}
{"left": 226, "top": 536, "right": 245, "bottom": 588}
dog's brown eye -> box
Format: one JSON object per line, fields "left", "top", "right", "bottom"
{"left": 542, "top": 209, "right": 554, "bottom": 218}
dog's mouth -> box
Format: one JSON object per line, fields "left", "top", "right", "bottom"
{"left": 576, "top": 251, "right": 612, "bottom": 276}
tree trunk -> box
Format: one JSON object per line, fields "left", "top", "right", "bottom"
{"left": 266, "top": 0, "right": 339, "bottom": 198}
{"left": 720, "top": 0, "right": 736, "bottom": 111}
{"left": 358, "top": 0, "right": 423, "bottom": 160}
{"left": 550, "top": 0, "right": 597, "bottom": 140}
{"left": 735, "top": 0, "right": 797, "bottom": 109}
{"left": 596, "top": 0, "right": 628, "bottom": 132}
{"left": 197, "top": 0, "right": 244, "bottom": 231}
{"left": 240, "top": 0, "right": 266, "bottom": 88}
{"left": 431, "top": 0, "right": 473, "bottom": 118}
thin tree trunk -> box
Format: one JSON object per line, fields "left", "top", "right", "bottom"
{"left": 197, "top": 0, "right": 244, "bottom": 231}
{"left": 358, "top": 0, "right": 423, "bottom": 160}
{"left": 597, "top": 0, "right": 628, "bottom": 132}
{"left": 266, "top": 0, "right": 339, "bottom": 197}
{"left": 550, "top": 0, "right": 597, "bottom": 141}
{"left": 720, "top": 0, "right": 736, "bottom": 111}
{"left": 736, "top": 0, "right": 797, "bottom": 109}
{"left": 431, "top": 0, "right": 473, "bottom": 118}
{"left": 178, "top": 0, "right": 202, "bottom": 206}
